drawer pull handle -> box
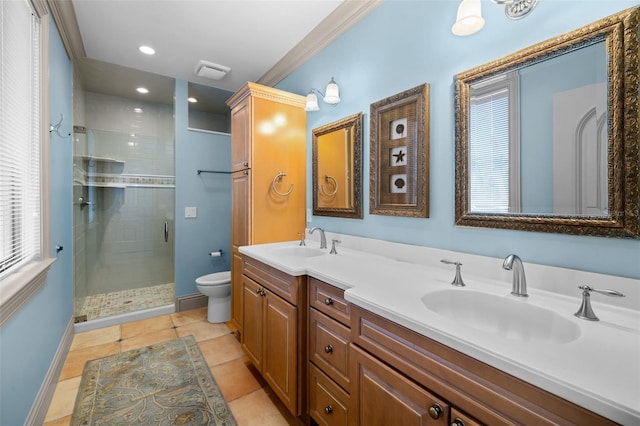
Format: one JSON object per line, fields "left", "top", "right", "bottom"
{"left": 324, "top": 405, "right": 333, "bottom": 415}
{"left": 255, "top": 288, "right": 261, "bottom": 294}
{"left": 256, "top": 288, "right": 266, "bottom": 296}
{"left": 451, "top": 419, "right": 465, "bottom": 426}
{"left": 324, "top": 345, "right": 333, "bottom": 354}
{"left": 428, "top": 404, "right": 443, "bottom": 420}
{"left": 324, "top": 297, "right": 333, "bottom": 305}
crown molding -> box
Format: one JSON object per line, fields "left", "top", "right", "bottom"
{"left": 227, "top": 82, "right": 306, "bottom": 109}
{"left": 46, "top": 0, "right": 86, "bottom": 60}
{"left": 257, "top": 0, "right": 383, "bottom": 87}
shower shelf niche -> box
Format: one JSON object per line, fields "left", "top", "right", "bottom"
{"left": 74, "top": 155, "right": 125, "bottom": 167}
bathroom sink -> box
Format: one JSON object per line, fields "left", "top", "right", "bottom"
{"left": 270, "top": 246, "right": 325, "bottom": 258}
{"left": 421, "top": 290, "right": 580, "bottom": 344}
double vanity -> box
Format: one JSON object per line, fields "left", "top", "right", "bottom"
{"left": 239, "top": 232, "right": 639, "bottom": 425}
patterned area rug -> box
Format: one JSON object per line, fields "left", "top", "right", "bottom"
{"left": 71, "top": 335, "right": 236, "bottom": 425}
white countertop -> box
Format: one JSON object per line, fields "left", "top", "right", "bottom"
{"left": 239, "top": 235, "right": 640, "bottom": 425}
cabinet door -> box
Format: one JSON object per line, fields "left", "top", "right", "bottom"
{"left": 230, "top": 249, "right": 244, "bottom": 333}
{"left": 241, "top": 275, "right": 262, "bottom": 370}
{"left": 231, "top": 170, "right": 250, "bottom": 249}
{"left": 263, "top": 289, "right": 298, "bottom": 415}
{"left": 350, "top": 345, "right": 449, "bottom": 426}
{"left": 230, "top": 97, "right": 250, "bottom": 172}
{"left": 231, "top": 171, "right": 250, "bottom": 333}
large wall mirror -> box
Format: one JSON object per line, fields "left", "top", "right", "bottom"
{"left": 455, "top": 7, "right": 639, "bottom": 238}
{"left": 312, "top": 112, "right": 363, "bottom": 218}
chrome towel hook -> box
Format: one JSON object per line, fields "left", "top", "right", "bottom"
{"left": 271, "top": 171, "right": 294, "bottom": 196}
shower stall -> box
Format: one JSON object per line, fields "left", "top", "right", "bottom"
{"left": 73, "top": 127, "right": 175, "bottom": 322}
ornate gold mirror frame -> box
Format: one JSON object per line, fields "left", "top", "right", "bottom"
{"left": 455, "top": 7, "right": 639, "bottom": 238}
{"left": 312, "top": 112, "right": 363, "bottom": 218}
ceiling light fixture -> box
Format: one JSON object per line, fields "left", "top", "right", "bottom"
{"left": 194, "top": 60, "right": 231, "bottom": 81}
{"left": 136, "top": 87, "right": 149, "bottom": 94}
{"left": 305, "top": 77, "right": 341, "bottom": 112}
{"left": 187, "top": 97, "right": 198, "bottom": 103}
{"left": 138, "top": 45, "right": 155, "bottom": 55}
{"left": 452, "top": 0, "right": 537, "bottom": 36}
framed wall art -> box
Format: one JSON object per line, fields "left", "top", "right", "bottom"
{"left": 370, "top": 83, "right": 430, "bottom": 217}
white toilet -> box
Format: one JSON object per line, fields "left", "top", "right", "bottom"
{"left": 195, "top": 270, "right": 231, "bottom": 323}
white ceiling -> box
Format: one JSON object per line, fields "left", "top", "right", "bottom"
{"left": 71, "top": 0, "right": 347, "bottom": 94}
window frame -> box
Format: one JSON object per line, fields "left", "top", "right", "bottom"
{"left": 0, "top": 0, "right": 53, "bottom": 328}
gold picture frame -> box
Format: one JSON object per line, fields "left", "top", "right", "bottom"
{"left": 370, "top": 84, "right": 430, "bottom": 217}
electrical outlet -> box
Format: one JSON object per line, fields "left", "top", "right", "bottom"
{"left": 185, "top": 207, "right": 197, "bottom": 218}
{"left": 306, "top": 209, "right": 312, "bottom": 222}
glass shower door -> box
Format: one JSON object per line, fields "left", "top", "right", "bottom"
{"left": 73, "top": 128, "right": 175, "bottom": 322}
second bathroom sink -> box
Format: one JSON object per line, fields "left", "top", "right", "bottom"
{"left": 421, "top": 289, "right": 581, "bottom": 344}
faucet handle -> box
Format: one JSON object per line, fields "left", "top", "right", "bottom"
{"left": 330, "top": 239, "right": 341, "bottom": 255}
{"left": 440, "top": 259, "right": 465, "bottom": 287}
{"left": 574, "top": 285, "right": 625, "bottom": 321}
{"left": 580, "top": 285, "right": 625, "bottom": 298}
{"left": 297, "top": 232, "right": 306, "bottom": 246}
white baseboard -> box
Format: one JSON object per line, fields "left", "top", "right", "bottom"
{"left": 25, "top": 317, "right": 74, "bottom": 426}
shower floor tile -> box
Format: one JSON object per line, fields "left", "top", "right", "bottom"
{"left": 77, "top": 282, "right": 174, "bottom": 321}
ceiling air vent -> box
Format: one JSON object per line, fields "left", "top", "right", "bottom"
{"left": 194, "top": 60, "right": 230, "bottom": 80}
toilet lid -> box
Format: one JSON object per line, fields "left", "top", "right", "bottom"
{"left": 196, "top": 270, "right": 231, "bottom": 286}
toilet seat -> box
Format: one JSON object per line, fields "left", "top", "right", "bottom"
{"left": 196, "top": 271, "right": 231, "bottom": 286}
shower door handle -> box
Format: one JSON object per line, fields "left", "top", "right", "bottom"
{"left": 164, "top": 221, "right": 169, "bottom": 242}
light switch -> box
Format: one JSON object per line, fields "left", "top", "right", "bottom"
{"left": 306, "top": 208, "right": 312, "bottom": 222}
{"left": 185, "top": 207, "right": 197, "bottom": 218}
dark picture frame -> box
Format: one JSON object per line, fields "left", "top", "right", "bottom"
{"left": 370, "top": 84, "right": 430, "bottom": 217}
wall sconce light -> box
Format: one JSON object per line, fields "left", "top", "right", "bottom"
{"left": 305, "top": 77, "right": 341, "bottom": 112}
{"left": 452, "top": 0, "right": 537, "bottom": 36}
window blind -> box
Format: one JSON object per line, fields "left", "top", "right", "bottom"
{"left": 0, "top": 0, "right": 42, "bottom": 279}
{"left": 469, "top": 88, "right": 510, "bottom": 213}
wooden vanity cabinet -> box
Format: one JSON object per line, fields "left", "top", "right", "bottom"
{"left": 227, "top": 83, "right": 306, "bottom": 336}
{"left": 350, "top": 305, "right": 617, "bottom": 426}
{"left": 240, "top": 256, "right": 307, "bottom": 417}
{"left": 308, "top": 278, "right": 352, "bottom": 426}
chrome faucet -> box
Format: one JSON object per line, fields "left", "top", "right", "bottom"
{"left": 308, "top": 227, "right": 327, "bottom": 249}
{"left": 502, "top": 254, "right": 528, "bottom": 297}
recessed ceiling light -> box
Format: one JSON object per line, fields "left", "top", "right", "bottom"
{"left": 136, "top": 87, "right": 149, "bottom": 94}
{"left": 187, "top": 97, "right": 198, "bottom": 103}
{"left": 139, "top": 45, "right": 155, "bottom": 55}
{"left": 133, "top": 108, "right": 143, "bottom": 113}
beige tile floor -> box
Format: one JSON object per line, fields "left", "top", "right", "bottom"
{"left": 43, "top": 307, "right": 301, "bottom": 425}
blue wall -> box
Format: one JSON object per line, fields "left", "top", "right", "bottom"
{"left": 0, "top": 17, "right": 74, "bottom": 425}
{"left": 277, "top": 0, "right": 640, "bottom": 279}
{"left": 174, "top": 80, "right": 232, "bottom": 297}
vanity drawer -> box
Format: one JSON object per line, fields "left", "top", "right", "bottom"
{"left": 451, "top": 408, "right": 483, "bottom": 426}
{"left": 309, "top": 363, "right": 350, "bottom": 426}
{"left": 309, "top": 308, "right": 350, "bottom": 390}
{"left": 309, "top": 277, "right": 350, "bottom": 326}
{"left": 242, "top": 255, "right": 302, "bottom": 305}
